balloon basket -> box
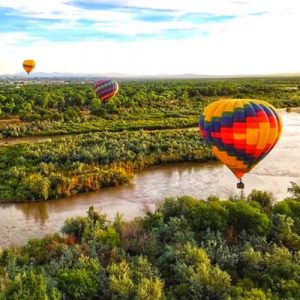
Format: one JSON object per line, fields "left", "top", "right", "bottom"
{"left": 237, "top": 180, "right": 244, "bottom": 189}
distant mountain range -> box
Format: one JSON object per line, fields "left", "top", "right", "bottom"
{"left": 1, "top": 72, "right": 300, "bottom": 80}
{"left": 1, "top": 72, "right": 129, "bottom": 79}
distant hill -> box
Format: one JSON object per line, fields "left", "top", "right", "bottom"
{"left": 2, "top": 72, "right": 300, "bottom": 80}
{"left": 3, "top": 72, "right": 129, "bottom": 79}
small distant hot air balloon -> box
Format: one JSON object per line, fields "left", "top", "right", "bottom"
{"left": 94, "top": 79, "right": 118, "bottom": 105}
{"left": 23, "top": 59, "right": 36, "bottom": 75}
{"left": 199, "top": 99, "right": 282, "bottom": 189}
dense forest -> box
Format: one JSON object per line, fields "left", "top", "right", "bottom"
{"left": 0, "top": 77, "right": 300, "bottom": 137}
{"left": 0, "top": 129, "right": 213, "bottom": 201}
{"left": 0, "top": 77, "right": 300, "bottom": 202}
{"left": 0, "top": 183, "right": 300, "bottom": 299}
{"left": 0, "top": 78, "right": 300, "bottom": 298}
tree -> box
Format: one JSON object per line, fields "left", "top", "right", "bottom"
{"left": 224, "top": 201, "right": 271, "bottom": 239}
{"left": 3, "top": 270, "right": 61, "bottom": 300}
{"left": 57, "top": 256, "right": 101, "bottom": 300}
{"left": 287, "top": 182, "right": 300, "bottom": 200}
{"left": 108, "top": 257, "right": 164, "bottom": 300}
{"left": 247, "top": 190, "right": 275, "bottom": 212}
{"left": 159, "top": 243, "right": 231, "bottom": 299}
{"left": 21, "top": 173, "right": 51, "bottom": 200}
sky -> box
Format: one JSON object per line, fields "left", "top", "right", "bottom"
{"left": 1, "top": 0, "right": 300, "bottom": 76}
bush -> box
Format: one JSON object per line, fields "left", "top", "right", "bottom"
{"left": 224, "top": 201, "right": 271, "bottom": 238}
{"left": 247, "top": 189, "right": 275, "bottom": 211}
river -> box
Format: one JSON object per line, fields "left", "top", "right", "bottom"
{"left": 0, "top": 110, "right": 299, "bottom": 248}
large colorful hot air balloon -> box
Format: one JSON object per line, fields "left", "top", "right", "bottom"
{"left": 23, "top": 59, "right": 35, "bottom": 75}
{"left": 199, "top": 99, "right": 282, "bottom": 188}
{"left": 94, "top": 79, "right": 118, "bottom": 104}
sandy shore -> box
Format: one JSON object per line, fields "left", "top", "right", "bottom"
{"left": 278, "top": 107, "right": 300, "bottom": 113}
{"left": 289, "top": 107, "right": 300, "bottom": 113}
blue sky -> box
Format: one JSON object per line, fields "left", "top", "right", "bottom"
{"left": 1, "top": 0, "right": 300, "bottom": 75}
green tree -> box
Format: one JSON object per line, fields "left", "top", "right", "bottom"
{"left": 4, "top": 270, "right": 61, "bottom": 300}
{"left": 224, "top": 201, "right": 271, "bottom": 238}
{"left": 57, "top": 256, "right": 101, "bottom": 300}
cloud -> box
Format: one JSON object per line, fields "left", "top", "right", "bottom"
{"left": 72, "top": 0, "right": 298, "bottom": 16}
{"left": 1, "top": 0, "right": 300, "bottom": 75}
{"left": 1, "top": 0, "right": 298, "bottom": 21}
{"left": 0, "top": 1, "right": 239, "bottom": 41}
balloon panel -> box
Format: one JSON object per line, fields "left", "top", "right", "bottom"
{"left": 199, "top": 99, "right": 282, "bottom": 179}
{"left": 94, "top": 79, "right": 118, "bottom": 103}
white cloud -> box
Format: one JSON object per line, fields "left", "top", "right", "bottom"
{"left": 0, "top": 0, "right": 132, "bottom": 21}
{"left": 92, "top": 19, "right": 208, "bottom": 36}
{"left": 76, "top": 0, "right": 298, "bottom": 16}
{"left": 0, "top": 0, "right": 73, "bottom": 16}
{"left": 1, "top": 0, "right": 298, "bottom": 21}
{"left": 2, "top": 17, "right": 300, "bottom": 76}
{"left": 1, "top": 0, "right": 300, "bottom": 75}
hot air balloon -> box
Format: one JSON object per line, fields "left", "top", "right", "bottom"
{"left": 94, "top": 79, "right": 118, "bottom": 104}
{"left": 199, "top": 99, "right": 282, "bottom": 189}
{"left": 23, "top": 59, "right": 36, "bottom": 75}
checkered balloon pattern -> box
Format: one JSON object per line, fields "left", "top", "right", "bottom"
{"left": 199, "top": 99, "right": 282, "bottom": 179}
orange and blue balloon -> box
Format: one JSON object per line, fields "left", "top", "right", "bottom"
{"left": 199, "top": 99, "right": 282, "bottom": 182}
{"left": 94, "top": 79, "right": 118, "bottom": 104}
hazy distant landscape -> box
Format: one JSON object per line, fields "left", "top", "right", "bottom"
{"left": 2, "top": 72, "right": 300, "bottom": 81}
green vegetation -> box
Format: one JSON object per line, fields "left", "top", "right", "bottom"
{"left": 1, "top": 77, "right": 300, "bottom": 137}
{"left": 1, "top": 76, "right": 300, "bottom": 297}
{"left": 0, "top": 183, "right": 300, "bottom": 299}
{"left": 0, "top": 76, "right": 300, "bottom": 202}
{"left": 0, "top": 129, "right": 213, "bottom": 202}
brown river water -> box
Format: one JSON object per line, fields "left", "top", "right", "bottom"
{"left": 0, "top": 110, "right": 299, "bottom": 248}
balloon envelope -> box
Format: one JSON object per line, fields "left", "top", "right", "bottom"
{"left": 23, "top": 59, "right": 35, "bottom": 74}
{"left": 199, "top": 99, "right": 282, "bottom": 179}
{"left": 94, "top": 79, "right": 118, "bottom": 104}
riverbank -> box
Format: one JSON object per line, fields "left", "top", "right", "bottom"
{"left": 0, "top": 128, "right": 214, "bottom": 203}
{"left": 288, "top": 106, "right": 300, "bottom": 113}
{"left": 0, "top": 107, "right": 297, "bottom": 204}
{"left": 0, "top": 110, "right": 299, "bottom": 247}
{"left": 278, "top": 106, "right": 300, "bottom": 113}
{"left": 1, "top": 192, "right": 300, "bottom": 299}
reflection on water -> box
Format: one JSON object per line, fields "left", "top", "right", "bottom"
{"left": 0, "top": 111, "right": 300, "bottom": 248}
{"left": 17, "top": 203, "right": 49, "bottom": 224}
